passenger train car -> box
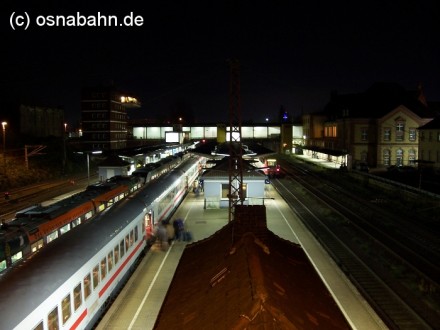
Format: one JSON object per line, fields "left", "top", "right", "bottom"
{"left": 0, "top": 154, "right": 183, "bottom": 274}
{"left": 0, "top": 155, "right": 202, "bottom": 330}
{"left": 261, "top": 157, "right": 281, "bottom": 178}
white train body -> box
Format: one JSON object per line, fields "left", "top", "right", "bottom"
{"left": 0, "top": 156, "right": 202, "bottom": 330}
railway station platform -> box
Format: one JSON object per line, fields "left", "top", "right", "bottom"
{"left": 96, "top": 184, "right": 388, "bottom": 330}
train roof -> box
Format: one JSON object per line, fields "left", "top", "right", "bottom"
{"left": 1, "top": 176, "right": 141, "bottom": 238}
{"left": 14, "top": 179, "right": 123, "bottom": 219}
{"left": 0, "top": 157, "right": 200, "bottom": 329}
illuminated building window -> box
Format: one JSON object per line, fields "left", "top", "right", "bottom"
{"left": 409, "top": 128, "right": 416, "bottom": 141}
{"left": 384, "top": 128, "right": 391, "bottom": 141}
{"left": 383, "top": 149, "right": 390, "bottom": 166}
{"left": 361, "top": 128, "right": 368, "bottom": 141}
{"left": 396, "top": 122, "right": 405, "bottom": 141}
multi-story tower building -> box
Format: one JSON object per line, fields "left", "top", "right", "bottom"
{"left": 81, "top": 85, "right": 140, "bottom": 151}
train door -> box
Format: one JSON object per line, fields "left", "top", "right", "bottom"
{"left": 144, "top": 210, "right": 154, "bottom": 244}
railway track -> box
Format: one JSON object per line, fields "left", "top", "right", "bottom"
{"left": 0, "top": 175, "right": 96, "bottom": 221}
{"left": 272, "top": 158, "right": 440, "bottom": 329}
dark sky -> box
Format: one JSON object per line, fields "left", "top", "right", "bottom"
{"left": 1, "top": 1, "right": 439, "bottom": 126}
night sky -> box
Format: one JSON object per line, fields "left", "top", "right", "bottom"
{"left": 1, "top": 1, "right": 439, "bottom": 127}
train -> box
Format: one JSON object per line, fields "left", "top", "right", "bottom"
{"left": 258, "top": 157, "right": 281, "bottom": 178}
{"left": 0, "top": 153, "right": 185, "bottom": 274}
{"left": 0, "top": 155, "right": 203, "bottom": 330}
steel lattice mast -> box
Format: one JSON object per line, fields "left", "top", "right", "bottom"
{"left": 227, "top": 59, "right": 244, "bottom": 223}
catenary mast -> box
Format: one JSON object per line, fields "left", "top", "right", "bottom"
{"left": 227, "top": 59, "right": 244, "bottom": 223}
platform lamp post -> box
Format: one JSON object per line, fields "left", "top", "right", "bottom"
{"left": 85, "top": 150, "right": 102, "bottom": 185}
{"left": 2, "top": 121, "right": 6, "bottom": 175}
{"left": 63, "top": 123, "right": 67, "bottom": 174}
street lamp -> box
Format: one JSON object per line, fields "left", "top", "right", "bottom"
{"left": 2, "top": 122, "right": 6, "bottom": 175}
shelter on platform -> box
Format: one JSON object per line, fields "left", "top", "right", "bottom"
{"left": 97, "top": 155, "right": 132, "bottom": 181}
{"left": 200, "top": 158, "right": 267, "bottom": 209}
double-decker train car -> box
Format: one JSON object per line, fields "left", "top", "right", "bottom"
{"left": 0, "top": 155, "right": 202, "bottom": 330}
{"left": 131, "top": 153, "right": 182, "bottom": 183}
{"left": 0, "top": 154, "right": 184, "bottom": 274}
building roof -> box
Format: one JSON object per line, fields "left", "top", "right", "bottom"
{"left": 418, "top": 117, "right": 440, "bottom": 130}
{"left": 201, "top": 157, "right": 267, "bottom": 180}
{"left": 153, "top": 205, "right": 351, "bottom": 329}
{"left": 302, "top": 146, "right": 348, "bottom": 157}
{"left": 98, "top": 155, "right": 131, "bottom": 167}
{"left": 324, "top": 82, "right": 436, "bottom": 120}
{"left": 191, "top": 141, "right": 276, "bottom": 160}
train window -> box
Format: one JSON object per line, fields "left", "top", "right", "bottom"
{"left": 98, "top": 204, "right": 105, "bottom": 212}
{"left": 60, "top": 223, "right": 70, "bottom": 235}
{"left": 130, "top": 230, "right": 134, "bottom": 247}
{"left": 32, "top": 321, "right": 43, "bottom": 330}
{"left": 0, "top": 259, "right": 6, "bottom": 272}
{"left": 74, "top": 283, "right": 82, "bottom": 311}
{"left": 119, "top": 193, "right": 125, "bottom": 200}
{"left": 114, "top": 245, "right": 119, "bottom": 264}
{"left": 100, "top": 257, "right": 107, "bottom": 280}
{"left": 85, "top": 211, "right": 93, "bottom": 220}
{"left": 11, "top": 250, "right": 23, "bottom": 264}
{"left": 125, "top": 234, "right": 130, "bottom": 251}
{"left": 108, "top": 251, "right": 113, "bottom": 272}
{"left": 61, "top": 293, "right": 72, "bottom": 324}
{"left": 46, "top": 230, "right": 59, "bottom": 243}
{"left": 120, "top": 240, "right": 125, "bottom": 258}
{"left": 31, "top": 239, "right": 44, "bottom": 253}
{"left": 93, "top": 265, "right": 100, "bottom": 289}
{"left": 47, "top": 306, "right": 59, "bottom": 330}
{"left": 71, "top": 217, "right": 81, "bottom": 228}
{"left": 83, "top": 273, "right": 91, "bottom": 300}
{"left": 135, "top": 226, "right": 138, "bottom": 242}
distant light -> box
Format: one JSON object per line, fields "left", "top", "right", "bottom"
{"left": 120, "top": 95, "right": 141, "bottom": 107}
{"left": 265, "top": 118, "right": 269, "bottom": 122}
